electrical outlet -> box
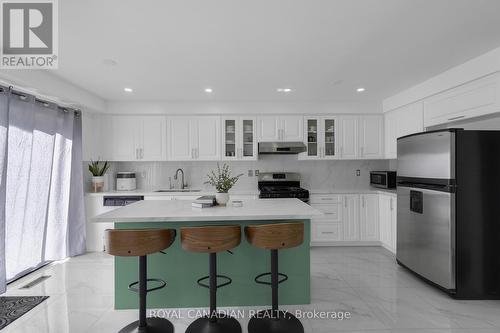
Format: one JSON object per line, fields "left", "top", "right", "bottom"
{"left": 255, "top": 170, "right": 259, "bottom": 176}
{"left": 356, "top": 169, "right": 360, "bottom": 176}
{"left": 248, "top": 170, "right": 253, "bottom": 177}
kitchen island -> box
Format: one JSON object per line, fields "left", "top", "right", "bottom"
{"left": 93, "top": 198, "right": 321, "bottom": 309}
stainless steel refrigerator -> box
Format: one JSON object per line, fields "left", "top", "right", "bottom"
{"left": 396, "top": 128, "right": 500, "bottom": 299}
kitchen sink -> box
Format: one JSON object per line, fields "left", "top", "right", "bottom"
{"left": 154, "top": 189, "right": 201, "bottom": 192}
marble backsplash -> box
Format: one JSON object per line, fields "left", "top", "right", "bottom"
{"left": 84, "top": 156, "right": 391, "bottom": 193}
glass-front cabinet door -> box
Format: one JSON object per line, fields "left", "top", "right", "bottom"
{"left": 303, "top": 117, "right": 320, "bottom": 159}
{"left": 222, "top": 116, "right": 257, "bottom": 160}
{"left": 240, "top": 118, "right": 256, "bottom": 160}
{"left": 301, "top": 116, "right": 338, "bottom": 160}
{"left": 322, "top": 116, "right": 338, "bottom": 159}
{"left": 223, "top": 118, "right": 237, "bottom": 160}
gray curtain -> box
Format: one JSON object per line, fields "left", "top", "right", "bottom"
{"left": 0, "top": 90, "right": 8, "bottom": 294}
{"left": 0, "top": 88, "right": 85, "bottom": 293}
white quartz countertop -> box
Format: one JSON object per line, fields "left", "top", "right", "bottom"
{"left": 93, "top": 198, "right": 323, "bottom": 223}
{"left": 85, "top": 189, "right": 259, "bottom": 197}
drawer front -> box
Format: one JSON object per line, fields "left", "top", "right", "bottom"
{"left": 309, "top": 194, "right": 342, "bottom": 204}
{"left": 311, "top": 203, "right": 341, "bottom": 223}
{"left": 312, "top": 222, "right": 343, "bottom": 242}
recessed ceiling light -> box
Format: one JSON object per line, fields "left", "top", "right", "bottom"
{"left": 124, "top": 87, "right": 133, "bottom": 92}
{"left": 204, "top": 88, "right": 213, "bottom": 93}
{"left": 277, "top": 88, "right": 293, "bottom": 93}
{"left": 356, "top": 87, "right": 366, "bottom": 92}
{"left": 103, "top": 59, "right": 117, "bottom": 66}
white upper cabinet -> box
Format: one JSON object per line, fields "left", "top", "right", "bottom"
{"left": 141, "top": 116, "right": 167, "bottom": 160}
{"left": 194, "top": 116, "right": 221, "bottom": 160}
{"left": 301, "top": 116, "right": 339, "bottom": 160}
{"left": 359, "top": 115, "right": 384, "bottom": 159}
{"left": 257, "top": 115, "right": 303, "bottom": 142}
{"left": 384, "top": 101, "right": 424, "bottom": 159}
{"left": 222, "top": 116, "right": 257, "bottom": 160}
{"left": 360, "top": 194, "right": 379, "bottom": 241}
{"left": 107, "top": 115, "right": 166, "bottom": 161}
{"left": 168, "top": 116, "right": 193, "bottom": 160}
{"left": 111, "top": 116, "right": 140, "bottom": 161}
{"left": 280, "top": 115, "right": 303, "bottom": 141}
{"left": 257, "top": 115, "right": 280, "bottom": 141}
{"left": 339, "top": 116, "right": 359, "bottom": 159}
{"left": 168, "top": 116, "right": 220, "bottom": 161}
{"left": 384, "top": 111, "right": 398, "bottom": 159}
{"left": 424, "top": 73, "right": 500, "bottom": 127}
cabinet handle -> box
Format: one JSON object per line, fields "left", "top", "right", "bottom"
{"left": 136, "top": 148, "right": 139, "bottom": 160}
{"left": 321, "top": 198, "right": 333, "bottom": 201}
{"left": 362, "top": 196, "right": 365, "bottom": 208}
{"left": 140, "top": 148, "right": 144, "bottom": 159}
{"left": 196, "top": 148, "right": 199, "bottom": 159}
{"left": 324, "top": 212, "right": 334, "bottom": 215}
{"left": 321, "top": 231, "right": 334, "bottom": 234}
{"left": 191, "top": 148, "right": 194, "bottom": 159}
{"left": 448, "top": 115, "right": 465, "bottom": 121}
{"left": 361, "top": 146, "right": 364, "bottom": 157}
{"left": 344, "top": 197, "right": 347, "bottom": 208}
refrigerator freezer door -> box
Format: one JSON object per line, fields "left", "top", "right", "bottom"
{"left": 397, "top": 130, "right": 455, "bottom": 180}
{"left": 397, "top": 185, "right": 456, "bottom": 289}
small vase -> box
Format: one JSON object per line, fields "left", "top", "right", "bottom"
{"left": 216, "top": 192, "right": 229, "bottom": 206}
{"left": 91, "top": 176, "right": 105, "bottom": 193}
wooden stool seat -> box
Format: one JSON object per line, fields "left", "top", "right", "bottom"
{"left": 181, "top": 225, "right": 241, "bottom": 253}
{"left": 105, "top": 228, "right": 176, "bottom": 257}
{"left": 245, "top": 222, "right": 304, "bottom": 250}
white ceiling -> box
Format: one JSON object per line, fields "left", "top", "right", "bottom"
{"left": 53, "top": 0, "right": 500, "bottom": 102}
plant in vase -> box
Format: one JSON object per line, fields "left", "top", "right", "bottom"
{"left": 205, "top": 163, "right": 243, "bottom": 205}
{"left": 88, "top": 159, "right": 110, "bottom": 193}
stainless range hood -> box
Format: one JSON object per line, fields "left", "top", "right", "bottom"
{"left": 258, "top": 142, "right": 307, "bottom": 154}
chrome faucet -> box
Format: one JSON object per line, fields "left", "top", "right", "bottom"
{"left": 174, "top": 168, "right": 186, "bottom": 189}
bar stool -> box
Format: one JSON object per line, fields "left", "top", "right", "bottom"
{"left": 105, "top": 228, "right": 176, "bottom": 333}
{"left": 245, "top": 222, "right": 305, "bottom": 333}
{"left": 181, "top": 225, "right": 242, "bottom": 333}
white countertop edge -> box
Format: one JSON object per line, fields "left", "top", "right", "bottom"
{"left": 85, "top": 190, "right": 259, "bottom": 197}
{"left": 93, "top": 214, "right": 318, "bottom": 223}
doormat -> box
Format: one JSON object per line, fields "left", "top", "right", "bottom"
{"left": 0, "top": 296, "right": 49, "bottom": 329}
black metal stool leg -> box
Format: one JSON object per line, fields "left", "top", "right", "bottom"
{"left": 118, "top": 255, "right": 174, "bottom": 333}
{"left": 139, "top": 255, "right": 147, "bottom": 329}
{"left": 186, "top": 252, "right": 241, "bottom": 333}
{"left": 248, "top": 249, "right": 304, "bottom": 333}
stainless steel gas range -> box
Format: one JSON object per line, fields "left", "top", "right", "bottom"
{"left": 258, "top": 172, "right": 309, "bottom": 203}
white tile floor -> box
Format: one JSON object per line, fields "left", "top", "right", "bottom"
{"left": 3, "top": 247, "right": 500, "bottom": 333}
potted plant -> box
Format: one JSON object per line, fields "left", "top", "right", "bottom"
{"left": 88, "top": 159, "right": 110, "bottom": 192}
{"left": 205, "top": 163, "right": 243, "bottom": 205}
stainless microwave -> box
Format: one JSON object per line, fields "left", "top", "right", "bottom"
{"left": 370, "top": 171, "right": 397, "bottom": 189}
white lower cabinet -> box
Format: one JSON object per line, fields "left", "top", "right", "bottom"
{"left": 311, "top": 223, "right": 343, "bottom": 242}
{"left": 310, "top": 193, "right": 380, "bottom": 245}
{"left": 310, "top": 192, "right": 393, "bottom": 248}
{"left": 360, "top": 194, "right": 380, "bottom": 241}
{"left": 379, "top": 193, "right": 397, "bottom": 253}
{"left": 342, "top": 195, "right": 360, "bottom": 241}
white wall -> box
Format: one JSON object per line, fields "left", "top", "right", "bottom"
{"left": 83, "top": 157, "right": 390, "bottom": 193}
{"left": 106, "top": 101, "right": 381, "bottom": 115}
{"left": 383, "top": 46, "right": 500, "bottom": 112}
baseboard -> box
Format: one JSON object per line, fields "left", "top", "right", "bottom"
{"left": 310, "top": 241, "right": 382, "bottom": 247}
